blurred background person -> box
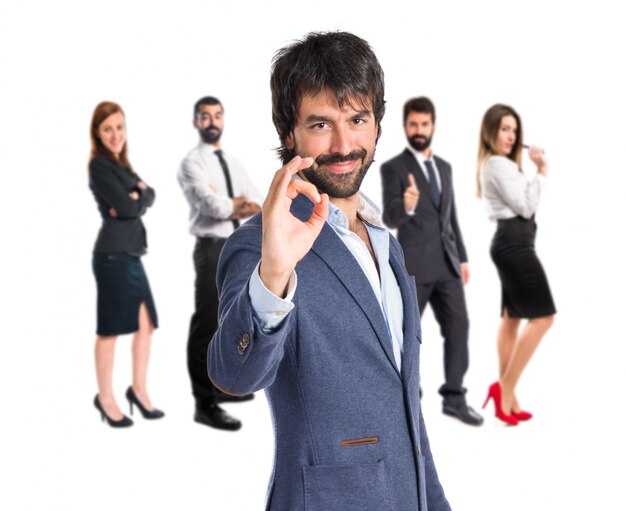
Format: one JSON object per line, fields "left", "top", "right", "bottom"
{"left": 381, "top": 97, "right": 482, "bottom": 426}
{"left": 477, "top": 104, "right": 556, "bottom": 426}
{"left": 177, "top": 96, "right": 262, "bottom": 431}
{"left": 88, "top": 101, "right": 164, "bottom": 427}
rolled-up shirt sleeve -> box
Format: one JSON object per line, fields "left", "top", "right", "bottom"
{"left": 248, "top": 261, "right": 297, "bottom": 333}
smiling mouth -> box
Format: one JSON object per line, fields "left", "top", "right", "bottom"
{"left": 326, "top": 160, "right": 358, "bottom": 174}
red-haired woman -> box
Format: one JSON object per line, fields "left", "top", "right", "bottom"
{"left": 89, "top": 101, "right": 164, "bottom": 427}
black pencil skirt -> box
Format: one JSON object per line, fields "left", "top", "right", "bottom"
{"left": 92, "top": 253, "right": 159, "bottom": 336}
{"left": 490, "top": 216, "right": 556, "bottom": 319}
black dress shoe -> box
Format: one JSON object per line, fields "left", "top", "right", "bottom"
{"left": 94, "top": 395, "right": 133, "bottom": 428}
{"left": 442, "top": 401, "right": 484, "bottom": 426}
{"left": 125, "top": 386, "right": 165, "bottom": 419}
{"left": 214, "top": 389, "right": 255, "bottom": 403}
{"left": 194, "top": 405, "right": 242, "bottom": 431}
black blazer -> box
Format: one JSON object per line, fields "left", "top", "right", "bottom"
{"left": 89, "top": 156, "right": 155, "bottom": 254}
{"left": 380, "top": 149, "right": 467, "bottom": 283}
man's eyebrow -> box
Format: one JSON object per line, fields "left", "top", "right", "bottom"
{"left": 351, "top": 110, "right": 372, "bottom": 118}
{"left": 304, "top": 114, "right": 331, "bottom": 123}
{"left": 304, "top": 111, "right": 372, "bottom": 123}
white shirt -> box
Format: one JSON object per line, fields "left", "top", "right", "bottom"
{"left": 177, "top": 142, "right": 263, "bottom": 238}
{"left": 481, "top": 155, "right": 546, "bottom": 221}
{"left": 248, "top": 192, "right": 406, "bottom": 370}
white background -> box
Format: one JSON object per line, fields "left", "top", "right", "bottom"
{"left": 1, "top": 1, "right": 624, "bottom": 509}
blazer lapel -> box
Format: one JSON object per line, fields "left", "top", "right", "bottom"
{"left": 388, "top": 237, "right": 419, "bottom": 382}
{"left": 433, "top": 155, "right": 449, "bottom": 213}
{"left": 310, "top": 225, "right": 401, "bottom": 376}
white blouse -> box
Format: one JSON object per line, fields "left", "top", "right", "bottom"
{"left": 481, "top": 155, "right": 546, "bottom": 221}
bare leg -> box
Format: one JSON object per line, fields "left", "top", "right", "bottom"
{"left": 500, "top": 314, "right": 554, "bottom": 413}
{"left": 497, "top": 309, "right": 521, "bottom": 379}
{"left": 95, "top": 336, "right": 124, "bottom": 420}
{"left": 131, "top": 303, "right": 155, "bottom": 409}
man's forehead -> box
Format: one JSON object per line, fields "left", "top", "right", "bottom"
{"left": 298, "top": 89, "right": 373, "bottom": 117}
{"left": 198, "top": 104, "right": 223, "bottom": 115}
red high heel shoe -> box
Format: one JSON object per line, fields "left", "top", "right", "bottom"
{"left": 511, "top": 410, "right": 533, "bottom": 421}
{"left": 482, "top": 382, "right": 518, "bottom": 426}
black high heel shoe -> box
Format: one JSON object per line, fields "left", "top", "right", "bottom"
{"left": 126, "top": 386, "right": 165, "bottom": 419}
{"left": 94, "top": 395, "right": 133, "bottom": 428}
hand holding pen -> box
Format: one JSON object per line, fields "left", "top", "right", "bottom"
{"left": 523, "top": 144, "right": 548, "bottom": 175}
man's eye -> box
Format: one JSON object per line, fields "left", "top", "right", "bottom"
{"left": 313, "top": 122, "right": 327, "bottom": 129}
{"left": 353, "top": 118, "right": 365, "bottom": 125}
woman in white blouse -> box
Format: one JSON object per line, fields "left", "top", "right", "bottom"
{"left": 477, "top": 104, "right": 555, "bottom": 426}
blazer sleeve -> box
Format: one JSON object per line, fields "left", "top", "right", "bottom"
{"left": 381, "top": 160, "right": 413, "bottom": 229}
{"left": 447, "top": 166, "right": 468, "bottom": 263}
{"left": 419, "top": 406, "right": 452, "bottom": 511}
{"left": 208, "top": 221, "right": 294, "bottom": 395}
{"left": 89, "top": 158, "right": 148, "bottom": 219}
{"left": 137, "top": 175, "right": 156, "bottom": 209}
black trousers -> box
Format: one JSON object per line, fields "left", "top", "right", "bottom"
{"left": 187, "top": 236, "right": 227, "bottom": 408}
{"left": 416, "top": 269, "right": 469, "bottom": 400}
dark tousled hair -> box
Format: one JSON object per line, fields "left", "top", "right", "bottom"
{"left": 270, "top": 31, "right": 386, "bottom": 164}
{"left": 194, "top": 96, "right": 222, "bottom": 117}
{"left": 403, "top": 96, "right": 436, "bottom": 124}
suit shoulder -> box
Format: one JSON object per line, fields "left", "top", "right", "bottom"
{"left": 380, "top": 151, "right": 408, "bottom": 170}
{"left": 434, "top": 154, "right": 452, "bottom": 170}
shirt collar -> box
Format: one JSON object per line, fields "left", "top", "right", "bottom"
{"left": 197, "top": 140, "right": 221, "bottom": 153}
{"left": 407, "top": 144, "right": 434, "bottom": 166}
{"left": 290, "top": 175, "right": 384, "bottom": 230}
{"left": 326, "top": 192, "right": 384, "bottom": 231}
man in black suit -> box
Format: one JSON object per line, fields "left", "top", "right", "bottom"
{"left": 380, "top": 97, "right": 483, "bottom": 426}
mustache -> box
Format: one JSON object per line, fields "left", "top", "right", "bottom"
{"left": 202, "top": 125, "right": 220, "bottom": 133}
{"left": 411, "top": 135, "right": 427, "bottom": 142}
{"left": 315, "top": 149, "right": 366, "bottom": 166}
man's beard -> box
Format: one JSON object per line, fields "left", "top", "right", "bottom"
{"left": 300, "top": 148, "right": 374, "bottom": 199}
{"left": 199, "top": 125, "right": 222, "bottom": 144}
{"left": 407, "top": 133, "right": 432, "bottom": 152}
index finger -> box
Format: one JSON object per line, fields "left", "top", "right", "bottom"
{"left": 408, "top": 173, "right": 417, "bottom": 189}
{"left": 269, "top": 156, "right": 314, "bottom": 199}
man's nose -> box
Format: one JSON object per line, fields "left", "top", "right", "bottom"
{"left": 329, "top": 125, "right": 352, "bottom": 155}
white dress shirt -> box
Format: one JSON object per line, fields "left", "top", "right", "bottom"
{"left": 481, "top": 155, "right": 546, "bottom": 221}
{"left": 248, "top": 191, "right": 405, "bottom": 370}
{"left": 177, "top": 142, "right": 263, "bottom": 238}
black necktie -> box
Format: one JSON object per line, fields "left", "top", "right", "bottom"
{"left": 424, "top": 159, "right": 441, "bottom": 209}
{"left": 215, "top": 149, "right": 240, "bottom": 230}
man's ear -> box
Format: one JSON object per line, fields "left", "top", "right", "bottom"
{"left": 192, "top": 117, "right": 198, "bottom": 130}
{"left": 285, "top": 131, "right": 295, "bottom": 150}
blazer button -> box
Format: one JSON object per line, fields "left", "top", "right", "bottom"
{"left": 241, "top": 333, "right": 250, "bottom": 348}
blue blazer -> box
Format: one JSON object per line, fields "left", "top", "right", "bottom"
{"left": 209, "top": 195, "right": 451, "bottom": 511}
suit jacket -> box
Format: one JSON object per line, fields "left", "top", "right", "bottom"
{"left": 208, "top": 194, "right": 451, "bottom": 511}
{"left": 89, "top": 156, "right": 155, "bottom": 254}
{"left": 381, "top": 149, "right": 467, "bottom": 283}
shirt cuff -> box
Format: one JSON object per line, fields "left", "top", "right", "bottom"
{"left": 249, "top": 261, "right": 296, "bottom": 332}
{"left": 405, "top": 207, "right": 416, "bottom": 216}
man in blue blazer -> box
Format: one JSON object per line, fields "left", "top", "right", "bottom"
{"left": 209, "top": 32, "right": 451, "bottom": 511}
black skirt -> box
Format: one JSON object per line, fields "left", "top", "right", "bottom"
{"left": 92, "top": 253, "right": 159, "bottom": 336}
{"left": 490, "top": 216, "right": 556, "bottom": 318}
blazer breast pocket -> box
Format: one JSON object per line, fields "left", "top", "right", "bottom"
{"left": 302, "top": 459, "right": 392, "bottom": 511}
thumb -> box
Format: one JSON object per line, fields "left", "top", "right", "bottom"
{"left": 408, "top": 173, "right": 417, "bottom": 189}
